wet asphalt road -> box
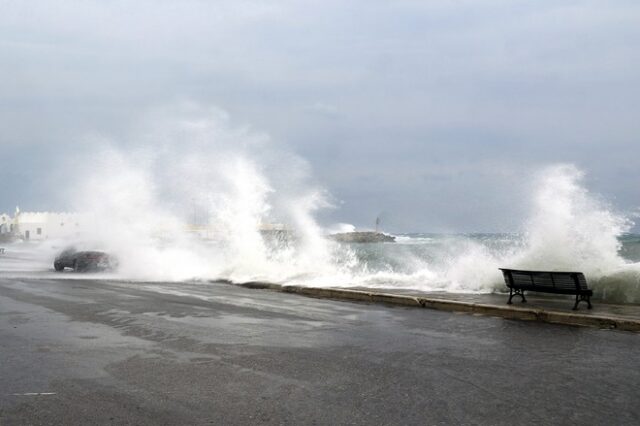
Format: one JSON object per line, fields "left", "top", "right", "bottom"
{"left": 0, "top": 277, "right": 639, "bottom": 425}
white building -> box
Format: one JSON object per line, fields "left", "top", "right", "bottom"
{"left": 0, "top": 208, "right": 93, "bottom": 241}
{"left": 0, "top": 207, "right": 291, "bottom": 242}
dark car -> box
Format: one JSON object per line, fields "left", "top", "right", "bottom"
{"left": 54, "top": 248, "right": 117, "bottom": 272}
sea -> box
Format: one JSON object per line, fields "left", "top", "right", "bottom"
{"left": 328, "top": 233, "right": 640, "bottom": 304}
{"left": 2, "top": 232, "right": 640, "bottom": 304}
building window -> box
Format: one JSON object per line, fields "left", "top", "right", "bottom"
{"left": 37, "top": 228, "right": 42, "bottom": 235}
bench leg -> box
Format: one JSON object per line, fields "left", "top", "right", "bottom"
{"left": 508, "top": 288, "right": 526, "bottom": 304}
{"left": 573, "top": 294, "right": 592, "bottom": 310}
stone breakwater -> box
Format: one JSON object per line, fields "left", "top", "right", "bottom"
{"left": 328, "top": 231, "right": 395, "bottom": 243}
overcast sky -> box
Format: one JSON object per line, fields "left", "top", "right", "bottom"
{"left": 1, "top": 0, "right": 639, "bottom": 232}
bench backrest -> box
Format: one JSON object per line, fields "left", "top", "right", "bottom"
{"left": 500, "top": 269, "right": 589, "bottom": 292}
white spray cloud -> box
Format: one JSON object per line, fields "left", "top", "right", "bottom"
{"left": 516, "top": 164, "right": 631, "bottom": 275}
{"left": 320, "top": 164, "right": 638, "bottom": 298}
{"left": 44, "top": 108, "right": 640, "bottom": 303}
{"left": 58, "top": 104, "right": 354, "bottom": 283}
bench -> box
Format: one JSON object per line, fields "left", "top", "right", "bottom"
{"left": 499, "top": 268, "right": 593, "bottom": 310}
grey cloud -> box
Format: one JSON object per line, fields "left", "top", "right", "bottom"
{"left": 1, "top": 1, "right": 639, "bottom": 231}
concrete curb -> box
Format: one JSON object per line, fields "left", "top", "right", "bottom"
{"left": 234, "top": 281, "right": 640, "bottom": 332}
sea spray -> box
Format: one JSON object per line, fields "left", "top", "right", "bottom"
{"left": 69, "top": 146, "right": 218, "bottom": 281}
{"left": 37, "top": 106, "right": 640, "bottom": 302}
{"left": 507, "top": 164, "right": 640, "bottom": 303}
{"left": 208, "top": 156, "right": 274, "bottom": 281}
{"left": 309, "top": 164, "right": 639, "bottom": 301}
{"left": 58, "top": 104, "right": 353, "bottom": 284}
{"left": 514, "top": 164, "right": 631, "bottom": 275}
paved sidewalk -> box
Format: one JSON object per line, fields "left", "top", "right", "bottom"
{"left": 371, "top": 289, "right": 640, "bottom": 321}
{"left": 236, "top": 282, "right": 640, "bottom": 332}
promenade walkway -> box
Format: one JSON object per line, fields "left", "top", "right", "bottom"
{"left": 237, "top": 282, "right": 640, "bottom": 332}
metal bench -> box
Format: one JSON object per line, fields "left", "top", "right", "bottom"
{"left": 499, "top": 268, "right": 593, "bottom": 310}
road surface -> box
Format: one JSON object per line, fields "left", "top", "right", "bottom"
{"left": 1, "top": 277, "right": 638, "bottom": 425}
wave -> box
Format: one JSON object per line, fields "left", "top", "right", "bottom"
{"left": 14, "top": 105, "right": 638, "bottom": 304}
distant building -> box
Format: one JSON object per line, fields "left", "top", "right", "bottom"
{"left": 0, "top": 207, "right": 291, "bottom": 241}
{"left": 0, "top": 207, "right": 92, "bottom": 241}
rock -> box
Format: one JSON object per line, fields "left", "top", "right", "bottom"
{"left": 328, "top": 231, "right": 395, "bottom": 243}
